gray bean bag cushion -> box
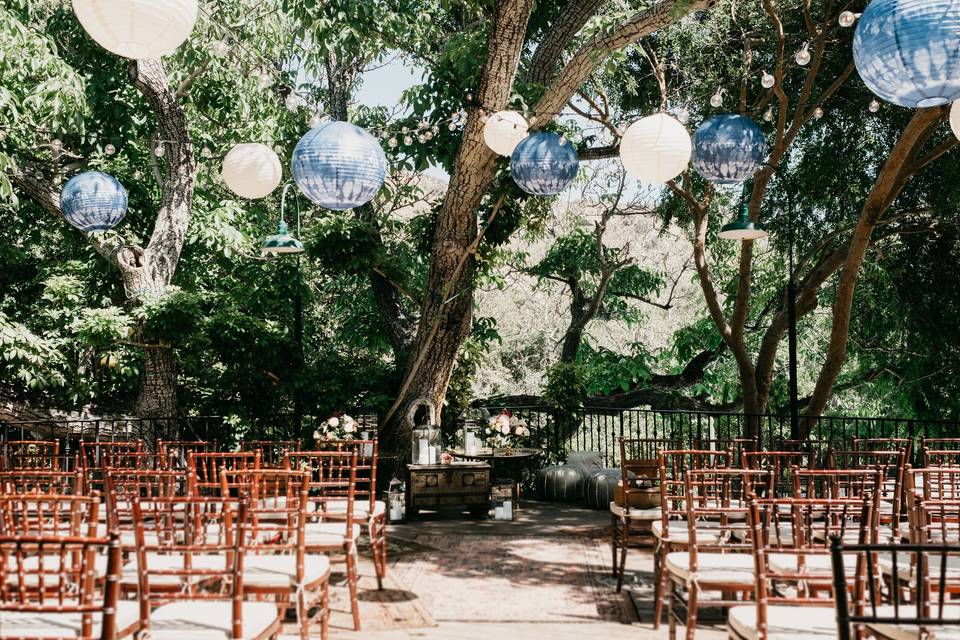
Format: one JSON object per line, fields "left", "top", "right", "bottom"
{"left": 536, "top": 465, "right": 584, "bottom": 502}
{"left": 584, "top": 469, "right": 629, "bottom": 510}
{"left": 566, "top": 451, "right": 603, "bottom": 479}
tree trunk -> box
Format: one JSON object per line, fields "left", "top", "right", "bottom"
{"left": 132, "top": 345, "right": 178, "bottom": 418}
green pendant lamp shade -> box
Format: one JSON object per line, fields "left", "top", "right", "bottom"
{"left": 260, "top": 183, "right": 305, "bottom": 255}
{"left": 719, "top": 204, "right": 768, "bottom": 241}
{"left": 260, "top": 218, "right": 304, "bottom": 254}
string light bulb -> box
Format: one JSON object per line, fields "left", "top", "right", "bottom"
{"left": 388, "top": 137, "right": 398, "bottom": 148}
{"left": 795, "top": 43, "right": 811, "bottom": 66}
{"left": 812, "top": 106, "right": 824, "bottom": 119}
{"left": 403, "top": 135, "right": 413, "bottom": 146}
{"left": 104, "top": 143, "right": 116, "bottom": 155}
{"left": 448, "top": 121, "right": 458, "bottom": 131}
{"left": 763, "top": 106, "right": 774, "bottom": 122}
{"left": 284, "top": 94, "right": 298, "bottom": 112}
{"left": 839, "top": 11, "right": 860, "bottom": 27}
{"left": 761, "top": 71, "right": 776, "bottom": 89}
{"left": 201, "top": 147, "right": 213, "bottom": 159}
{"left": 710, "top": 89, "right": 724, "bottom": 108}
{"left": 257, "top": 70, "right": 272, "bottom": 89}
{"left": 154, "top": 142, "right": 165, "bottom": 157}
{"left": 50, "top": 138, "right": 63, "bottom": 152}
{"left": 868, "top": 99, "right": 880, "bottom": 113}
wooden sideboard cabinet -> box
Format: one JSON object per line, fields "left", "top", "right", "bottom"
{"left": 406, "top": 462, "right": 491, "bottom": 518}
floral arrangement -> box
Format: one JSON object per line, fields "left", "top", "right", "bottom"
{"left": 313, "top": 412, "right": 358, "bottom": 441}
{"left": 485, "top": 409, "right": 531, "bottom": 449}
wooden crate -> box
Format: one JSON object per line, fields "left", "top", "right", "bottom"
{"left": 406, "top": 462, "right": 491, "bottom": 518}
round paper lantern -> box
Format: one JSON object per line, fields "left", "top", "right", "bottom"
{"left": 483, "top": 111, "right": 528, "bottom": 156}
{"left": 951, "top": 101, "right": 960, "bottom": 140}
{"left": 619, "top": 113, "right": 692, "bottom": 184}
{"left": 691, "top": 114, "right": 768, "bottom": 185}
{"left": 291, "top": 121, "right": 387, "bottom": 210}
{"left": 72, "top": 0, "right": 198, "bottom": 59}
{"left": 510, "top": 132, "right": 579, "bottom": 196}
{"left": 59, "top": 171, "right": 128, "bottom": 232}
{"left": 221, "top": 143, "right": 282, "bottom": 199}
{"left": 853, "top": 0, "right": 960, "bottom": 108}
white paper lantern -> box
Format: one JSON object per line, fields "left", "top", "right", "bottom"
{"left": 619, "top": 113, "right": 692, "bottom": 184}
{"left": 952, "top": 101, "right": 960, "bottom": 141}
{"left": 483, "top": 111, "right": 529, "bottom": 156}
{"left": 221, "top": 143, "right": 282, "bottom": 200}
{"left": 72, "top": 0, "right": 198, "bottom": 59}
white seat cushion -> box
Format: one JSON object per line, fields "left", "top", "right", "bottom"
{"left": 242, "top": 553, "right": 330, "bottom": 588}
{"left": 322, "top": 499, "right": 386, "bottom": 520}
{"left": 767, "top": 553, "right": 854, "bottom": 577}
{"left": 122, "top": 553, "right": 226, "bottom": 586}
{"left": 147, "top": 600, "right": 279, "bottom": 639}
{"left": 651, "top": 520, "right": 722, "bottom": 543}
{"left": 609, "top": 502, "right": 661, "bottom": 520}
{"left": 304, "top": 522, "right": 361, "bottom": 548}
{"left": 728, "top": 604, "right": 840, "bottom": 639}
{"left": 0, "top": 600, "right": 140, "bottom": 638}
{"left": 665, "top": 551, "right": 755, "bottom": 586}
{"left": 879, "top": 553, "right": 960, "bottom": 581}
{"left": 865, "top": 605, "right": 960, "bottom": 640}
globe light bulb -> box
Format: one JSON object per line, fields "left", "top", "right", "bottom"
{"left": 710, "top": 90, "right": 723, "bottom": 108}
{"left": 761, "top": 71, "right": 776, "bottom": 89}
{"left": 424, "top": 131, "right": 434, "bottom": 140}
{"left": 212, "top": 39, "right": 230, "bottom": 58}
{"left": 388, "top": 137, "right": 398, "bottom": 148}
{"left": 431, "top": 125, "right": 439, "bottom": 135}
{"left": 813, "top": 106, "right": 824, "bottom": 119}
{"left": 677, "top": 107, "right": 690, "bottom": 124}
{"left": 839, "top": 11, "right": 859, "bottom": 28}
{"left": 403, "top": 135, "right": 413, "bottom": 146}
{"left": 104, "top": 143, "right": 116, "bottom": 155}
{"left": 417, "top": 134, "right": 426, "bottom": 143}
{"left": 448, "top": 121, "right": 458, "bottom": 131}
{"left": 284, "top": 94, "right": 298, "bottom": 112}
{"left": 258, "top": 70, "right": 272, "bottom": 89}
{"left": 795, "top": 43, "right": 811, "bottom": 66}
{"left": 558, "top": 135, "right": 568, "bottom": 146}
{"left": 868, "top": 99, "right": 880, "bottom": 113}
{"left": 154, "top": 143, "right": 165, "bottom": 157}
{"left": 51, "top": 138, "right": 63, "bottom": 152}
{"left": 763, "top": 106, "right": 774, "bottom": 122}
{"left": 201, "top": 146, "right": 213, "bottom": 159}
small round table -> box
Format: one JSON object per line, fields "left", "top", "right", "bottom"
{"left": 447, "top": 447, "right": 541, "bottom": 510}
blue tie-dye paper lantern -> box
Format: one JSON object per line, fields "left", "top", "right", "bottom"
{"left": 291, "top": 121, "right": 387, "bottom": 210}
{"left": 853, "top": 0, "right": 960, "bottom": 108}
{"left": 691, "top": 114, "right": 768, "bottom": 185}
{"left": 59, "top": 171, "right": 128, "bottom": 232}
{"left": 510, "top": 132, "right": 579, "bottom": 196}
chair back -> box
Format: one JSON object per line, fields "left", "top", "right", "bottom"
{"left": 0, "top": 469, "right": 85, "bottom": 496}
{"left": 157, "top": 440, "right": 214, "bottom": 469}
{"left": 790, "top": 468, "right": 884, "bottom": 540}
{"left": 105, "top": 470, "right": 193, "bottom": 546}
{"left": 831, "top": 539, "right": 960, "bottom": 640}
{"left": 912, "top": 498, "right": 960, "bottom": 545}
{"left": 240, "top": 440, "right": 298, "bottom": 468}
{"left": 284, "top": 451, "right": 358, "bottom": 542}
{"left": 830, "top": 449, "right": 907, "bottom": 536}
{"left": 923, "top": 449, "right": 960, "bottom": 467}
{"left": 1, "top": 440, "right": 60, "bottom": 470}
{"left": 743, "top": 451, "right": 817, "bottom": 497}
{"left": 919, "top": 437, "right": 960, "bottom": 465}
{"left": 225, "top": 469, "right": 310, "bottom": 557}
{"left": 188, "top": 451, "right": 261, "bottom": 496}
{"left": 0, "top": 532, "right": 123, "bottom": 640}
{"left": 682, "top": 468, "right": 768, "bottom": 553}
{"left": 0, "top": 494, "right": 100, "bottom": 538}
{"left": 313, "top": 439, "right": 378, "bottom": 513}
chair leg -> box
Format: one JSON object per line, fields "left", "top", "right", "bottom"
{"left": 653, "top": 544, "right": 665, "bottom": 629}
{"left": 616, "top": 521, "right": 629, "bottom": 592}
{"left": 347, "top": 546, "right": 361, "bottom": 631}
{"left": 321, "top": 579, "right": 330, "bottom": 640}
{"left": 371, "top": 518, "right": 385, "bottom": 591}
{"left": 297, "top": 587, "right": 309, "bottom": 640}
{"left": 668, "top": 582, "right": 677, "bottom": 640}
{"left": 685, "top": 582, "right": 698, "bottom": 640}
{"left": 610, "top": 515, "right": 619, "bottom": 577}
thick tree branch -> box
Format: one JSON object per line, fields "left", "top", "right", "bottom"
{"left": 525, "top": 0, "right": 606, "bottom": 87}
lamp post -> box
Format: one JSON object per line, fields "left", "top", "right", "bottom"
{"left": 786, "top": 194, "right": 799, "bottom": 440}
{"left": 260, "top": 183, "right": 305, "bottom": 433}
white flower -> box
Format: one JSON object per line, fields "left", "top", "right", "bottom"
{"left": 328, "top": 417, "right": 340, "bottom": 427}
{"left": 499, "top": 424, "right": 510, "bottom": 435}
{"left": 343, "top": 415, "right": 354, "bottom": 425}
{"left": 324, "top": 431, "right": 336, "bottom": 440}
{"left": 485, "top": 427, "right": 492, "bottom": 434}
{"left": 521, "top": 427, "right": 530, "bottom": 437}
{"left": 516, "top": 419, "right": 527, "bottom": 428}
{"left": 313, "top": 430, "right": 322, "bottom": 440}
{"left": 509, "top": 416, "right": 518, "bottom": 427}
{"left": 344, "top": 422, "right": 356, "bottom": 434}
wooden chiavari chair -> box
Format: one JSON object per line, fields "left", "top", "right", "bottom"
{"left": 1, "top": 440, "right": 60, "bottom": 470}
{"left": 611, "top": 437, "right": 679, "bottom": 595}
{"left": 791, "top": 468, "right": 885, "bottom": 542}
{"left": 0, "top": 532, "right": 139, "bottom": 639}
{"left": 726, "top": 496, "right": 874, "bottom": 640}
{"left": 79, "top": 441, "right": 144, "bottom": 495}
{"left": 104, "top": 469, "right": 193, "bottom": 562}
{"left": 157, "top": 440, "right": 214, "bottom": 469}
{"left": 0, "top": 468, "right": 85, "bottom": 495}
{"left": 743, "top": 451, "right": 817, "bottom": 497}
{"left": 130, "top": 496, "right": 282, "bottom": 639}
{"left": 832, "top": 540, "right": 960, "bottom": 640}
{"left": 919, "top": 437, "right": 960, "bottom": 464}
{"left": 224, "top": 469, "right": 331, "bottom": 640}
{"left": 831, "top": 448, "right": 908, "bottom": 540}
{"left": 312, "top": 438, "right": 387, "bottom": 590}
{"left": 187, "top": 451, "right": 260, "bottom": 496}
{"left": 666, "top": 468, "right": 767, "bottom": 640}
{"left": 285, "top": 450, "right": 362, "bottom": 631}
{"left": 924, "top": 449, "right": 960, "bottom": 467}
{"left": 647, "top": 448, "right": 731, "bottom": 628}
{"left": 240, "top": 440, "right": 298, "bottom": 468}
